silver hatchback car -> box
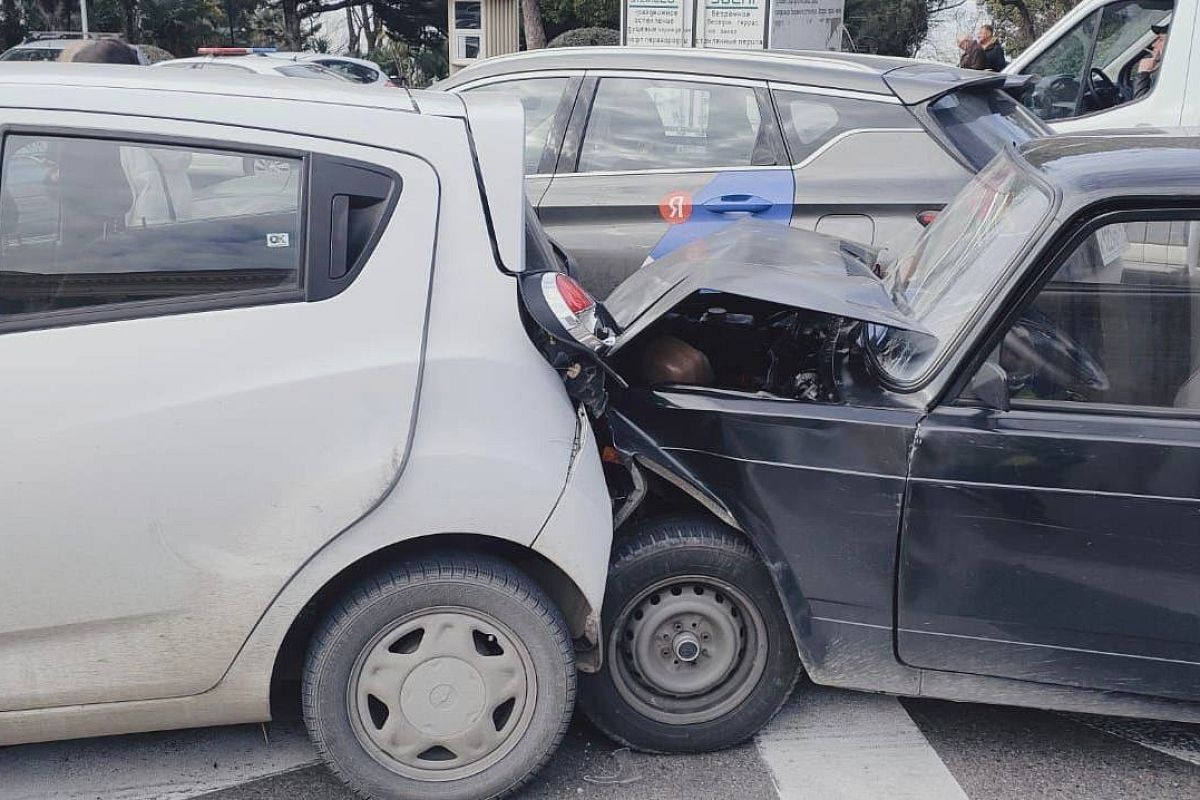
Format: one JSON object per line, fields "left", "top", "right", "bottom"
{"left": 438, "top": 47, "right": 1050, "bottom": 296}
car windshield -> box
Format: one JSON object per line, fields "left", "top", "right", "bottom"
{"left": 925, "top": 89, "right": 1047, "bottom": 171}
{"left": 870, "top": 153, "right": 1053, "bottom": 385}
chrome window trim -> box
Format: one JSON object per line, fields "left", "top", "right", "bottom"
{"left": 584, "top": 69, "right": 767, "bottom": 88}
{"left": 769, "top": 81, "right": 903, "bottom": 104}
{"left": 553, "top": 128, "right": 924, "bottom": 177}
{"left": 552, "top": 164, "right": 794, "bottom": 179}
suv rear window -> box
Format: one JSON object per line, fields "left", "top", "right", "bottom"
{"left": 925, "top": 89, "right": 1047, "bottom": 171}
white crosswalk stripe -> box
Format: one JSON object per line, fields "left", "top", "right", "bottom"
{"left": 756, "top": 686, "right": 969, "bottom": 800}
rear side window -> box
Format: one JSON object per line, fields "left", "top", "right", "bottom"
{"left": 924, "top": 89, "right": 1047, "bottom": 171}
{"left": 579, "top": 78, "right": 776, "bottom": 172}
{"left": 0, "top": 134, "right": 303, "bottom": 322}
{"left": 317, "top": 59, "right": 380, "bottom": 83}
{"left": 772, "top": 90, "right": 919, "bottom": 163}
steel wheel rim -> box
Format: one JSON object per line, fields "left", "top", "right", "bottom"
{"left": 608, "top": 575, "right": 769, "bottom": 725}
{"left": 347, "top": 606, "right": 537, "bottom": 782}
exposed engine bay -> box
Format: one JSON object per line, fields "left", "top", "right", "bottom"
{"left": 613, "top": 292, "right": 845, "bottom": 403}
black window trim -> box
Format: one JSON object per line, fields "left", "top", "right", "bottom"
{"left": 944, "top": 200, "right": 1200, "bottom": 420}
{"left": 0, "top": 124, "right": 311, "bottom": 336}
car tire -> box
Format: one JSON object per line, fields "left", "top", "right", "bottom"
{"left": 579, "top": 517, "right": 801, "bottom": 753}
{"left": 302, "top": 555, "right": 575, "bottom": 800}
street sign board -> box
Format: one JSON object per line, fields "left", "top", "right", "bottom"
{"left": 621, "top": 0, "right": 843, "bottom": 50}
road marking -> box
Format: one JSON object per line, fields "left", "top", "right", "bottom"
{"left": 1067, "top": 714, "right": 1200, "bottom": 767}
{"left": 0, "top": 721, "right": 318, "bottom": 800}
{"left": 755, "top": 686, "right": 969, "bottom": 800}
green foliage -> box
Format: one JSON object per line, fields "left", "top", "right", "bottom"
{"left": 548, "top": 26, "right": 618, "bottom": 47}
{"left": 980, "top": 0, "right": 1078, "bottom": 54}
{"left": 540, "top": 0, "right": 618, "bottom": 40}
{"left": 844, "top": 0, "right": 930, "bottom": 56}
{"left": 366, "top": 36, "right": 447, "bottom": 86}
{"left": 0, "top": 0, "right": 27, "bottom": 49}
{"left": 139, "top": 0, "right": 227, "bottom": 55}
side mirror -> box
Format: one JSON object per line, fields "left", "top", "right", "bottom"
{"left": 961, "top": 361, "right": 1010, "bottom": 412}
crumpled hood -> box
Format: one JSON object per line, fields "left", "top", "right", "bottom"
{"left": 605, "top": 219, "right": 931, "bottom": 351}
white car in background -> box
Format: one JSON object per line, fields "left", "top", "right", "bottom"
{"left": 0, "top": 64, "right": 611, "bottom": 800}
{"left": 151, "top": 48, "right": 352, "bottom": 81}
{"left": 276, "top": 51, "right": 397, "bottom": 86}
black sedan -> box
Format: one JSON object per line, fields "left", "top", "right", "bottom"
{"left": 523, "top": 129, "right": 1200, "bottom": 753}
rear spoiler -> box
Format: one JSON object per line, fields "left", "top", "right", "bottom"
{"left": 882, "top": 63, "right": 1034, "bottom": 106}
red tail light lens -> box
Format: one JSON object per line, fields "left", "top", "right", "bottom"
{"left": 916, "top": 210, "right": 939, "bottom": 227}
{"left": 555, "top": 274, "right": 595, "bottom": 314}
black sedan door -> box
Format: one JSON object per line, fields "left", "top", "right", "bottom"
{"left": 897, "top": 212, "right": 1200, "bottom": 701}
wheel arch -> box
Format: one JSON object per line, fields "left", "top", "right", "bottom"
{"left": 268, "top": 532, "right": 596, "bottom": 718}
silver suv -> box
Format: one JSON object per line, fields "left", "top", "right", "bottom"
{"left": 438, "top": 47, "right": 1049, "bottom": 297}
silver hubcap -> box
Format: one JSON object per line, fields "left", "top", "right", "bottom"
{"left": 610, "top": 577, "right": 769, "bottom": 725}
{"left": 349, "top": 609, "right": 535, "bottom": 781}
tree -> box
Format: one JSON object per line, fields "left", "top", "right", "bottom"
{"left": 844, "top": 0, "right": 930, "bottom": 56}
{"left": 980, "top": 0, "right": 1076, "bottom": 53}
{"left": 520, "top": 0, "right": 545, "bottom": 49}
{"left": 541, "top": 0, "right": 618, "bottom": 41}
{"left": 1, "top": 0, "right": 27, "bottom": 48}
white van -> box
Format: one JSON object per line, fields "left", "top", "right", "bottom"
{"left": 1005, "top": 0, "right": 1197, "bottom": 130}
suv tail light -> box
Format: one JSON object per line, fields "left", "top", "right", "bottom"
{"left": 916, "top": 210, "right": 940, "bottom": 227}
{"left": 541, "top": 273, "right": 615, "bottom": 353}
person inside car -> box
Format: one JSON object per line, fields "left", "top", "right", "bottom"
{"left": 1133, "top": 15, "right": 1170, "bottom": 100}
{"left": 979, "top": 24, "right": 1007, "bottom": 72}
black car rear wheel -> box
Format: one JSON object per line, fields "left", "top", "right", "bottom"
{"left": 580, "top": 517, "right": 801, "bottom": 753}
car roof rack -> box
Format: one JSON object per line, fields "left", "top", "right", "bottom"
{"left": 23, "top": 31, "right": 125, "bottom": 42}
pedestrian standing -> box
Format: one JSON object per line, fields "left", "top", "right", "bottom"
{"left": 958, "top": 35, "right": 987, "bottom": 70}
{"left": 978, "top": 24, "right": 1007, "bottom": 71}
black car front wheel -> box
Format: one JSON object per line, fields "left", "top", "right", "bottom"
{"left": 580, "top": 517, "right": 801, "bottom": 753}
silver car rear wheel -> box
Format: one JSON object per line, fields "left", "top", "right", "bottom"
{"left": 302, "top": 556, "right": 575, "bottom": 800}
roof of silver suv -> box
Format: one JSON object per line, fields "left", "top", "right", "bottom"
{"left": 436, "top": 46, "right": 1006, "bottom": 103}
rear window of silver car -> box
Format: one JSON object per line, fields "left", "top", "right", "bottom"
{"left": 925, "top": 89, "right": 1046, "bottom": 171}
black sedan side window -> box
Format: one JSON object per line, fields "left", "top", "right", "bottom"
{"left": 998, "top": 216, "right": 1200, "bottom": 409}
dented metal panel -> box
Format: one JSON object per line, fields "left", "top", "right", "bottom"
{"left": 604, "top": 220, "right": 932, "bottom": 351}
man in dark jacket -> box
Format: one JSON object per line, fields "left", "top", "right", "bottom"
{"left": 978, "top": 24, "right": 1006, "bottom": 71}
{"left": 958, "top": 35, "right": 987, "bottom": 70}
{"left": 1133, "top": 15, "right": 1170, "bottom": 100}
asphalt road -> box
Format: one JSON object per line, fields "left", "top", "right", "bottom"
{"left": 4, "top": 684, "right": 1199, "bottom": 800}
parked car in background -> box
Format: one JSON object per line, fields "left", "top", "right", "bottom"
{"left": 0, "top": 64, "right": 612, "bottom": 800}
{"left": 275, "top": 51, "right": 396, "bottom": 85}
{"left": 151, "top": 48, "right": 352, "bottom": 81}
{"left": 0, "top": 31, "right": 153, "bottom": 64}
{"left": 522, "top": 129, "right": 1200, "bottom": 753}
{"left": 437, "top": 47, "right": 1049, "bottom": 296}
{"left": 1005, "top": 0, "right": 1197, "bottom": 130}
